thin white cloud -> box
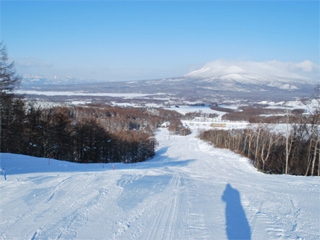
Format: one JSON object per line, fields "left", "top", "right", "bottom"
{"left": 15, "top": 57, "right": 53, "bottom": 68}
{"left": 295, "top": 60, "right": 314, "bottom": 72}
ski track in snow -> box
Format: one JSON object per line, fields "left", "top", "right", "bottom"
{"left": 0, "top": 128, "right": 319, "bottom": 239}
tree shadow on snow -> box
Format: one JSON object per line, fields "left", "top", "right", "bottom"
{"left": 140, "top": 146, "right": 195, "bottom": 169}
{"left": 222, "top": 183, "right": 251, "bottom": 240}
{"left": 0, "top": 146, "right": 195, "bottom": 177}
{"left": 155, "top": 146, "right": 170, "bottom": 156}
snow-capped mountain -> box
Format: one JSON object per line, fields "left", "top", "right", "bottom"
{"left": 184, "top": 60, "right": 318, "bottom": 91}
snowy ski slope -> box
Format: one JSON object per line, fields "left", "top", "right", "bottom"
{"left": 0, "top": 128, "right": 319, "bottom": 239}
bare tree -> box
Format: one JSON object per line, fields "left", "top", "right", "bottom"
{"left": 0, "top": 42, "right": 21, "bottom": 92}
{"left": 285, "top": 108, "right": 293, "bottom": 174}
{"left": 255, "top": 126, "right": 262, "bottom": 165}
{"left": 0, "top": 42, "right": 22, "bottom": 155}
{"left": 260, "top": 131, "right": 281, "bottom": 172}
{"left": 311, "top": 134, "right": 319, "bottom": 176}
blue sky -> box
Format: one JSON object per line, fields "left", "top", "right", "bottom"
{"left": 1, "top": 1, "right": 319, "bottom": 81}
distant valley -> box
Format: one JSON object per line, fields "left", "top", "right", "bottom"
{"left": 19, "top": 61, "right": 319, "bottom": 104}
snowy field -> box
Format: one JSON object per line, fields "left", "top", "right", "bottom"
{"left": 164, "top": 105, "right": 223, "bottom": 115}
{"left": 14, "top": 90, "right": 150, "bottom": 98}
{"left": 0, "top": 128, "right": 319, "bottom": 240}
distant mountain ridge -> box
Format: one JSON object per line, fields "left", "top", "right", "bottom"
{"left": 19, "top": 60, "right": 319, "bottom": 101}
{"left": 184, "top": 60, "right": 318, "bottom": 90}
{"left": 21, "top": 74, "right": 99, "bottom": 86}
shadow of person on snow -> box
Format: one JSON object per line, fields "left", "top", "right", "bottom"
{"left": 222, "top": 183, "right": 251, "bottom": 240}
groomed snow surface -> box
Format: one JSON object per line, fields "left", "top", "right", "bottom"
{"left": 0, "top": 128, "right": 319, "bottom": 240}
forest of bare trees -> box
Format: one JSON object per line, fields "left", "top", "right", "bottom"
{"left": 199, "top": 109, "right": 320, "bottom": 176}
{"left": 1, "top": 99, "right": 193, "bottom": 163}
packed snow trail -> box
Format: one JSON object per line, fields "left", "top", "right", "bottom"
{"left": 0, "top": 128, "right": 319, "bottom": 239}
